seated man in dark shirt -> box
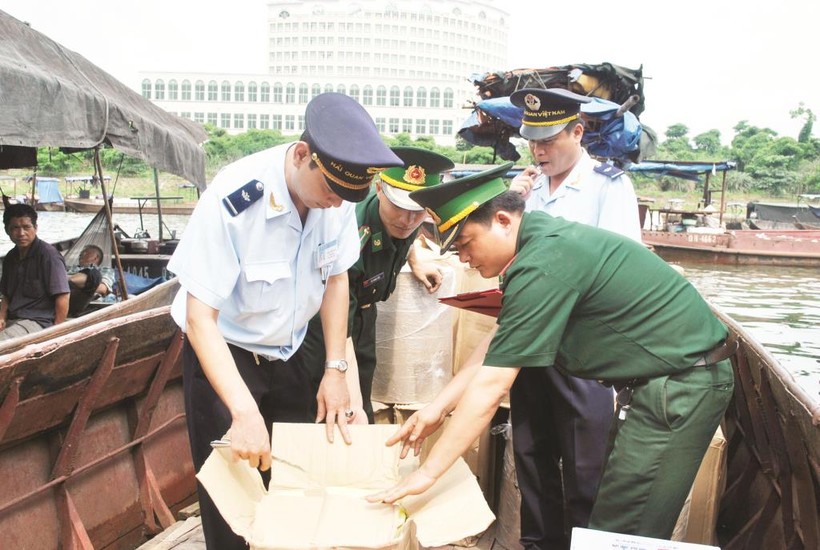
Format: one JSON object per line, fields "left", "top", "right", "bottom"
{"left": 0, "top": 204, "right": 70, "bottom": 339}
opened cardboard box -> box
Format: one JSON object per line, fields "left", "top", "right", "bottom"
{"left": 198, "top": 423, "right": 495, "bottom": 549}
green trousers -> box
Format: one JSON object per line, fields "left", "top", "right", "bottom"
{"left": 588, "top": 359, "right": 734, "bottom": 538}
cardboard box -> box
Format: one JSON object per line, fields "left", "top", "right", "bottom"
{"left": 197, "top": 423, "right": 495, "bottom": 549}
{"left": 571, "top": 527, "right": 719, "bottom": 549}
{"left": 683, "top": 427, "right": 727, "bottom": 546}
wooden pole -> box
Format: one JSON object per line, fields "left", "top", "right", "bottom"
{"left": 153, "top": 168, "right": 164, "bottom": 242}
{"left": 719, "top": 169, "right": 728, "bottom": 227}
{"left": 93, "top": 148, "right": 129, "bottom": 300}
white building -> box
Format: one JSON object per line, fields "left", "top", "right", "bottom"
{"left": 139, "top": 0, "right": 509, "bottom": 145}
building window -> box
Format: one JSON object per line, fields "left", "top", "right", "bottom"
{"left": 272, "top": 114, "right": 283, "bottom": 130}
{"left": 311, "top": 83, "right": 321, "bottom": 99}
{"left": 362, "top": 85, "right": 373, "bottom": 105}
{"left": 349, "top": 84, "right": 360, "bottom": 102}
{"left": 429, "top": 119, "right": 440, "bottom": 134}
{"left": 273, "top": 83, "right": 283, "bottom": 103}
{"left": 402, "top": 118, "right": 412, "bottom": 133}
{"left": 375, "top": 117, "right": 386, "bottom": 132}
{"left": 208, "top": 81, "right": 218, "bottom": 101}
{"left": 417, "top": 87, "right": 427, "bottom": 107}
{"left": 194, "top": 112, "right": 205, "bottom": 124}
{"left": 298, "top": 115, "right": 305, "bottom": 131}
{"left": 181, "top": 112, "right": 191, "bottom": 119}
{"left": 376, "top": 86, "right": 386, "bottom": 106}
{"left": 207, "top": 113, "right": 217, "bottom": 126}
{"left": 443, "top": 120, "right": 453, "bottom": 136}
{"left": 403, "top": 86, "right": 413, "bottom": 107}
{"left": 388, "top": 118, "right": 399, "bottom": 133}
{"left": 285, "top": 115, "right": 295, "bottom": 130}
{"left": 261, "top": 82, "right": 270, "bottom": 102}
{"left": 248, "top": 82, "right": 258, "bottom": 102}
{"left": 416, "top": 119, "right": 426, "bottom": 134}
{"left": 247, "top": 114, "right": 257, "bottom": 129}
{"left": 234, "top": 82, "right": 245, "bottom": 102}
{"left": 286, "top": 83, "right": 296, "bottom": 103}
{"left": 234, "top": 114, "right": 244, "bottom": 129}
{"left": 324, "top": 83, "right": 334, "bottom": 93}
{"left": 181, "top": 80, "right": 192, "bottom": 101}
{"left": 168, "top": 80, "right": 178, "bottom": 100}
{"left": 429, "top": 87, "right": 440, "bottom": 108}
{"left": 141, "top": 79, "right": 151, "bottom": 99}
{"left": 260, "top": 114, "right": 270, "bottom": 129}
{"left": 221, "top": 81, "right": 231, "bottom": 102}
{"left": 195, "top": 81, "right": 205, "bottom": 101}
{"left": 443, "top": 88, "right": 454, "bottom": 109}
{"left": 390, "top": 86, "right": 400, "bottom": 107}
{"left": 220, "top": 113, "right": 230, "bottom": 128}
{"left": 299, "top": 83, "right": 309, "bottom": 103}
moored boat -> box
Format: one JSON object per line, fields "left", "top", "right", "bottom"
{"left": 641, "top": 228, "right": 820, "bottom": 267}
{"left": 0, "top": 306, "right": 194, "bottom": 549}
{"left": 65, "top": 197, "right": 197, "bottom": 216}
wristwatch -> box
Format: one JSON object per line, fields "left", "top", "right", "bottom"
{"left": 324, "top": 359, "right": 349, "bottom": 373}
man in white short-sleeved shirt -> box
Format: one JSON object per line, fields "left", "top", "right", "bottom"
{"left": 168, "top": 93, "right": 402, "bottom": 550}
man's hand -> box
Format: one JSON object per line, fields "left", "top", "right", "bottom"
{"left": 366, "top": 464, "right": 438, "bottom": 504}
{"left": 316, "top": 370, "right": 353, "bottom": 444}
{"left": 385, "top": 404, "right": 447, "bottom": 459}
{"left": 227, "top": 408, "right": 272, "bottom": 471}
{"left": 509, "top": 165, "right": 541, "bottom": 200}
{"left": 410, "top": 261, "right": 443, "bottom": 293}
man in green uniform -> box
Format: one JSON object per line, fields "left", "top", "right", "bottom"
{"left": 368, "top": 163, "right": 736, "bottom": 541}
{"left": 298, "top": 147, "right": 454, "bottom": 423}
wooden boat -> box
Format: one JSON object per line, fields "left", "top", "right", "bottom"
{"left": 0, "top": 307, "right": 194, "bottom": 550}
{"left": 65, "top": 197, "right": 197, "bottom": 216}
{"left": 747, "top": 196, "right": 820, "bottom": 226}
{"left": 641, "top": 228, "right": 820, "bottom": 267}
{"left": 714, "top": 307, "right": 819, "bottom": 550}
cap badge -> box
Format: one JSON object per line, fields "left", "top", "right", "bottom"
{"left": 403, "top": 165, "right": 426, "bottom": 185}
{"left": 241, "top": 190, "right": 251, "bottom": 202}
{"left": 425, "top": 207, "right": 441, "bottom": 225}
{"left": 524, "top": 93, "right": 541, "bottom": 111}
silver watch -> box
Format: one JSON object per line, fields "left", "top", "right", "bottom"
{"left": 325, "top": 359, "right": 349, "bottom": 373}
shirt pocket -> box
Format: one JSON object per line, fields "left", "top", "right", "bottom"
{"left": 238, "top": 259, "right": 292, "bottom": 313}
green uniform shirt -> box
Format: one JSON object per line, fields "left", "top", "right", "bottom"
{"left": 298, "top": 190, "right": 418, "bottom": 413}
{"left": 347, "top": 190, "right": 418, "bottom": 319}
{"left": 484, "top": 212, "right": 727, "bottom": 380}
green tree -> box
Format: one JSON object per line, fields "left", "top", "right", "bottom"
{"left": 790, "top": 103, "right": 815, "bottom": 143}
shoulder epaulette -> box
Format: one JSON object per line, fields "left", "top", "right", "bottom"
{"left": 359, "top": 225, "right": 372, "bottom": 251}
{"left": 593, "top": 162, "right": 624, "bottom": 179}
{"left": 222, "top": 179, "right": 264, "bottom": 216}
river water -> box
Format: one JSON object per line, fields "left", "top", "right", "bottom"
{"left": 2, "top": 211, "right": 818, "bottom": 402}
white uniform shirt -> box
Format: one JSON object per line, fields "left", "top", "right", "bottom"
{"left": 526, "top": 149, "right": 642, "bottom": 242}
{"left": 169, "top": 144, "right": 359, "bottom": 359}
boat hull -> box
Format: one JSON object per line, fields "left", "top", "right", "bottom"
{"left": 714, "top": 307, "right": 820, "bottom": 550}
{"left": 642, "top": 229, "right": 820, "bottom": 267}
{"left": 0, "top": 307, "right": 195, "bottom": 550}
{"left": 64, "top": 198, "right": 196, "bottom": 215}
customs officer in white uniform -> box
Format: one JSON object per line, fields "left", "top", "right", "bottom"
{"left": 168, "top": 93, "right": 403, "bottom": 549}
{"left": 505, "top": 88, "right": 642, "bottom": 549}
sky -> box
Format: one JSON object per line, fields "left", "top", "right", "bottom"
{"left": 3, "top": 0, "right": 818, "bottom": 145}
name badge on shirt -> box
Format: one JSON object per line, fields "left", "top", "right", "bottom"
{"left": 362, "top": 272, "right": 385, "bottom": 288}
{"left": 316, "top": 240, "right": 339, "bottom": 269}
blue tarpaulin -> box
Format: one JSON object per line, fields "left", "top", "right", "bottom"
{"left": 35, "top": 177, "right": 63, "bottom": 204}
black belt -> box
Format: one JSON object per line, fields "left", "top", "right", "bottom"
{"left": 693, "top": 339, "right": 738, "bottom": 366}
{"left": 601, "top": 339, "right": 738, "bottom": 392}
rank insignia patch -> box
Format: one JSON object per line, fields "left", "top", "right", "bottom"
{"left": 223, "top": 179, "right": 264, "bottom": 216}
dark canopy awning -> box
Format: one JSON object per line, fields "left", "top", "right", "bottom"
{"left": 0, "top": 9, "right": 207, "bottom": 188}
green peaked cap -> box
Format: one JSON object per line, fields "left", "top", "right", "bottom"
{"left": 379, "top": 147, "right": 455, "bottom": 211}
{"left": 409, "top": 162, "right": 514, "bottom": 253}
